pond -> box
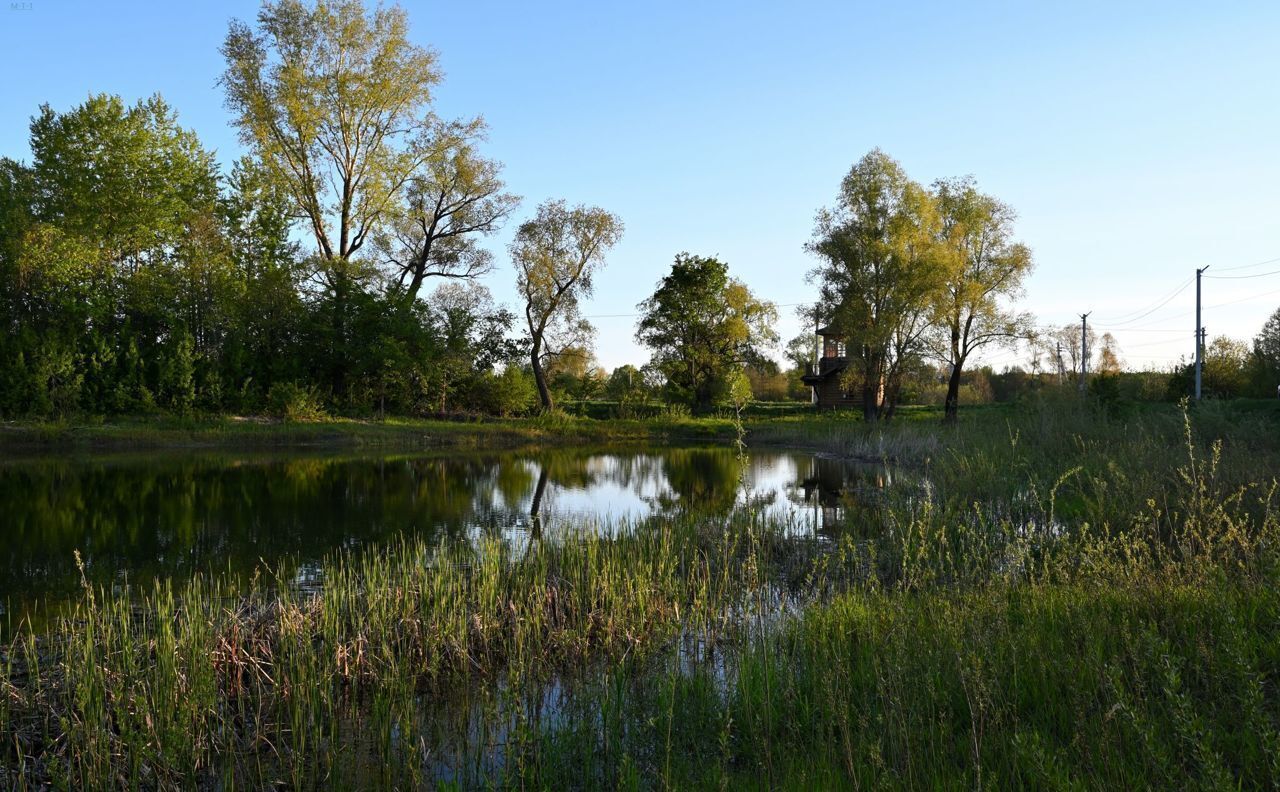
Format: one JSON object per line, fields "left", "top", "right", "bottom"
{"left": 0, "top": 446, "right": 904, "bottom": 622}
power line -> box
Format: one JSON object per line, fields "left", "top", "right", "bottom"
{"left": 1086, "top": 252, "right": 1279, "bottom": 332}
{"left": 1204, "top": 268, "right": 1280, "bottom": 280}
{"left": 1093, "top": 285, "right": 1280, "bottom": 333}
{"left": 1093, "top": 274, "right": 1194, "bottom": 324}
{"left": 1212, "top": 254, "right": 1280, "bottom": 273}
{"left": 1095, "top": 277, "right": 1194, "bottom": 326}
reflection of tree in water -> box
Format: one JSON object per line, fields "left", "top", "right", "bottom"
{"left": 493, "top": 458, "right": 536, "bottom": 509}
{"left": 0, "top": 452, "right": 530, "bottom": 608}
{"left": 595, "top": 453, "right": 666, "bottom": 493}
{"left": 517, "top": 451, "right": 607, "bottom": 540}
{"left": 652, "top": 448, "right": 742, "bottom": 516}
{"left": 528, "top": 464, "right": 549, "bottom": 539}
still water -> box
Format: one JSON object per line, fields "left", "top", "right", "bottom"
{"left": 0, "top": 446, "right": 898, "bottom": 619}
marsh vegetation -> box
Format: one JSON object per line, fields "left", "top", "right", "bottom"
{"left": 3, "top": 398, "right": 1279, "bottom": 788}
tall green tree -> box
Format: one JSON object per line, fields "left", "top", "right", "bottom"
{"left": 807, "top": 150, "right": 942, "bottom": 421}
{"left": 3, "top": 94, "right": 220, "bottom": 416}
{"left": 219, "top": 157, "right": 306, "bottom": 402}
{"left": 511, "top": 200, "right": 623, "bottom": 411}
{"left": 221, "top": 0, "right": 442, "bottom": 387}
{"left": 636, "top": 253, "right": 777, "bottom": 412}
{"left": 928, "top": 176, "right": 1034, "bottom": 422}
{"left": 28, "top": 94, "right": 219, "bottom": 269}
{"left": 221, "top": 0, "right": 439, "bottom": 267}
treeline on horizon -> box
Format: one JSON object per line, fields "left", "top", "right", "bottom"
{"left": 1, "top": 0, "right": 1278, "bottom": 423}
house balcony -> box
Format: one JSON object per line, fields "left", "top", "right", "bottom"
{"left": 802, "top": 356, "right": 848, "bottom": 383}
{"left": 805, "top": 356, "right": 848, "bottom": 377}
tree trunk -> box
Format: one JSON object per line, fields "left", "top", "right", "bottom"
{"left": 530, "top": 335, "right": 554, "bottom": 411}
{"left": 862, "top": 381, "right": 879, "bottom": 422}
{"left": 861, "top": 356, "right": 881, "bottom": 422}
{"left": 694, "top": 381, "right": 713, "bottom": 415}
{"left": 944, "top": 363, "right": 963, "bottom": 423}
{"left": 330, "top": 268, "right": 349, "bottom": 398}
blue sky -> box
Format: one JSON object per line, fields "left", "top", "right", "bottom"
{"left": 3, "top": 0, "right": 1279, "bottom": 371}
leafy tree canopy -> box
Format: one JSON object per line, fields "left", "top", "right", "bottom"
{"left": 636, "top": 253, "right": 777, "bottom": 411}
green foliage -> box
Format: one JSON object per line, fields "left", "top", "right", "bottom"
{"left": 469, "top": 365, "right": 538, "bottom": 417}
{"left": 1202, "top": 335, "right": 1252, "bottom": 397}
{"left": 0, "top": 84, "right": 525, "bottom": 421}
{"left": 744, "top": 363, "right": 793, "bottom": 401}
{"left": 157, "top": 329, "right": 196, "bottom": 413}
{"left": 929, "top": 175, "right": 1034, "bottom": 420}
{"left": 809, "top": 150, "right": 943, "bottom": 420}
{"left": 28, "top": 93, "right": 218, "bottom": 261}
{"left": 220, "top": 0, "right": 440, "bottom": 268}
{"left": 636, "top": 253, "right": 777, "bottom": 412}
{"left": 1255, "top": 306, "right": 1280, "bottom": 364}
{"left": 267, "top": 381, "right": 327, "bottom": 421}
{"left": 1250, "top": 308, "right": 1280, "bottom": 397}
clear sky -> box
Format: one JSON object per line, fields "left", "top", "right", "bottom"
{"left": 3, "top": 0, "right": 1278, "bottom": 372}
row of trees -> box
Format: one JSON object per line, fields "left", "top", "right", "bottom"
{"left": 0, "top": 0, "right": 785, "bottom": 420}
{"left": 0, "top": 1, "right": 537, "bottom": 418}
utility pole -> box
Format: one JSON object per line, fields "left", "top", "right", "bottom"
{"left": 1056, "top": 341, "right": 1064, "bottom": 384}
{"left": 1079, "top": 312, "right": 1091, "bottom": 394}
{"left": 1195, "top": 266, "right": 1209, "bottom": 401}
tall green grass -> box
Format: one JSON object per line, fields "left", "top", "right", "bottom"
{"left": 1, "top": 513, "right": 809, "bottom": 788}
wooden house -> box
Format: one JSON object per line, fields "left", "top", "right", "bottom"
{"left": 800, "top": 325, "right": 860, "bottom": 409}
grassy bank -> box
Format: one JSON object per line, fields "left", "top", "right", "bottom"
{"left": 3, "top": 399, "right": 1280, "bottom": 787}
{"left": 4, "top": 396, "right": 1276, "bottom": 456}
{"left": 0, "top": 411, "right": 740, "bottom": 451}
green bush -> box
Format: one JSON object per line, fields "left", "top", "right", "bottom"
{"left": 468, "top": 366, "right": 537, "bottom": 417}
{"left": 267, "top": 381, "right": 327, "bottom": 422}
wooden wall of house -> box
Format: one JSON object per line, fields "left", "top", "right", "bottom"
{"left": 812, "top": 377, "right": 860, "bottom": 409}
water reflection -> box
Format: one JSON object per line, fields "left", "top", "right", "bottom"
{"left": 0, "top": 447, "right": 907, "bottom": 615}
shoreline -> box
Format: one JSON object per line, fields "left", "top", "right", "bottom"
{"left": 0, "top": 413, "right": 742, "bottom": 452}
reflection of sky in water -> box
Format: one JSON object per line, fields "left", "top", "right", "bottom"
{"left": 472, "top": 452, "right": 892, "bottom": 547}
